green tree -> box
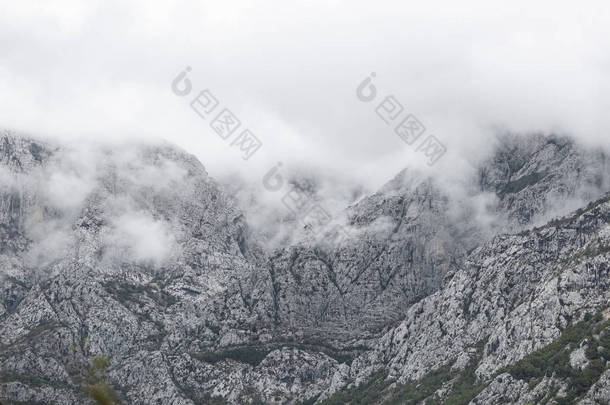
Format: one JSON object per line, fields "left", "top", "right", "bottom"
{"left": 83, "top": 355, "right": 120, "bottom": 405}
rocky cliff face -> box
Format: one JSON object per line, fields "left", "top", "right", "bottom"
{"left": 0, "top": 133, "right": 264, "bottom": 404}
{"left": 339, "top": 193, "right": 610, "bottom": 404}
{"left": 479, "top": 134, "right": 610, "bottom": 227}
{"left": 0, "top": 130, "right": 609, "bottom": 405}
{"left": 259, "top": 133, "right": 610, "bottom": 345}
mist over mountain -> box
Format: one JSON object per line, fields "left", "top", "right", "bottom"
{"left": 1, "top": 128, "right": 609, "bottom": 404}
{"left": 2, "top": 1, "right": 610, "bottom": 403}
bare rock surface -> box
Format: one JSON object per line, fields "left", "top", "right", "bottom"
{"left": 1, "top": 130, "right": 610, "bottom": 404}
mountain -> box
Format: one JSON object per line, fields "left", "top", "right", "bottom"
{"left": 0, "top": 130, "right": 609, "bottom": 404}
{"left": 257, "top": 134, "right": 610, "bottom": 344}
{"left": 324, "top": 192, "right": 610, "bottom": 404}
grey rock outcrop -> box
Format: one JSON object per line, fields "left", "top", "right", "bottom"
{"left": 1, "top": 129, "right": 610, "bottom": 404}
{"left": 261, "top": 133, "right": 610, "bottom": 345}
{"left": 346, "top": 193, "right": 610, "bottom": 404}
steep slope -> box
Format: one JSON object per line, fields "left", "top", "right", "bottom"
{"left": 318, "top": 193, "right": 610, "bottom": 404}
{"left": 0, "top": 131, "right": 362, "bottom": 405}
{"left": 263, "top": 172, "right": 465, "bottom": 343}
{"left": 0, "top": 133, "right": 267, "bottom": 404}
{"left": 1, "top": 130, "right": 610, "bottom": 405}
{"left": 480, "top": 134, "right": 610, "bottom": 227}
{"left": 261, "top": 134, "right": 610, "bottom": 347}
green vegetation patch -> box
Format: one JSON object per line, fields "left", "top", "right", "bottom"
{"left": 193, "top": 347, "right": 272, "bottom": 367}
{"left": 312, "top": 340, "right": 488, "bottom": 405}
{"left": 501, "top": 171, "right": 548, "bottom": 196}
{"left": 193, "top": 341, "right": 367, "bottom": 368}
{"left": 0, "top": 373, "right": 70, "bottom": 389}
{"left": 503, "top": 311, "right": 610, "bottom": 404}
{"left": 83, "top": 355, "right": 121, "bottom": 405}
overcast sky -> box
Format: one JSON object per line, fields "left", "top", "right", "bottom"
{"left": 1, "top": 0, "right": 609, "bottom": 191}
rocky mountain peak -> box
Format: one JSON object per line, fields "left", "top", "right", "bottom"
{"left": 1, "top": 130, "right": 609, "bottom": 404}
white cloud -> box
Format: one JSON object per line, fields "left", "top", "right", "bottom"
{"left": 23, "top": 218, "right": 73, "bottom": 269}
{"left": 0, "top": 0, "right": 608, "bottom": 193}
{"left": 44, "top": 170, "right": 95, "bottom": 210}
{"left": 106, "top": 211, "right": 177, "bottom": 267}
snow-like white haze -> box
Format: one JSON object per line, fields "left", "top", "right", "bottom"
{"left": 1, "top": 0, "right": 609, "bottom": 193}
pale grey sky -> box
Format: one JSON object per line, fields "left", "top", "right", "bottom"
{"left": 1, "top": 0, "right": 609, "bottom": 191}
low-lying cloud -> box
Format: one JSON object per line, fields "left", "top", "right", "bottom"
{"left": 1, "top": 1, "right": 610, "bottom": 263}
{"left": 0, "top": 0, "right": 608, "bottom": 193}
{"left": 0, "top": 137, "right": 187, "bottom": 274}
{"left": 105, "top": 210, "right": 177, "bottom": 267}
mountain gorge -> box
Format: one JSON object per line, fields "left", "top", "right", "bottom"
{"left": 1, "top": 130, "right": 609, "bottom": 405}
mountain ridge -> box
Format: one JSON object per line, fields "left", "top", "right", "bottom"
{"left": 1, "top": 130, "right": 609, "bottom": 404}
